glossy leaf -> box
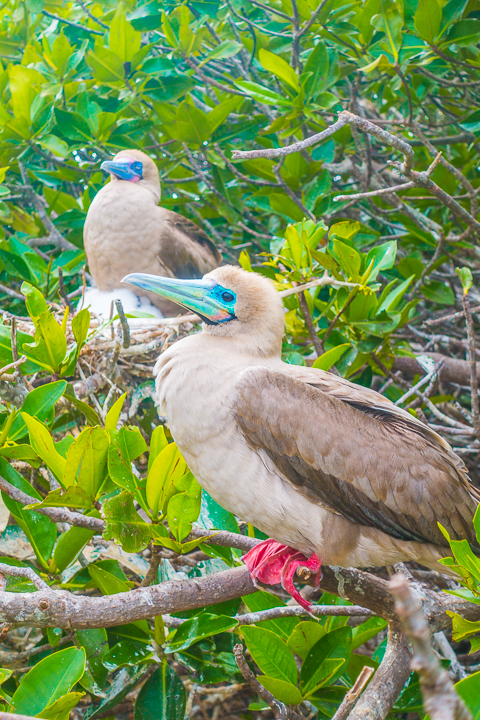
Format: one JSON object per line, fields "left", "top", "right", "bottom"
{"left": 103, "top": 490, "right": 152, "bottom": 553}
{"left": 63, "top": 426, "right": 109, "bottom": 499}
{"left": 300, "top": 627, "right": 352, "bottom": 696}
{"left": 241, "top": 626, "right": 298, "bottom": 685}
{"left": 11, "top": 647, "right": 86, "bottom": 716}
{"left": 165, "top": 613, "right": 238, "bottom": 653}
{"left": 134, "top": 663, "right": 186, "bottom": 720}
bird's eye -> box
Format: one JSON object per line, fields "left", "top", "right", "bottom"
{"left": 222, "top": 291, "right": 234, "bottom": 303}
{"left": 131, "top": 162, "right": 143, "bottom": 175}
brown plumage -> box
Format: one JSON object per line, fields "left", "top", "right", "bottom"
{"left": 124, "top": 265, "right": 479, "bottom": 585}
{"left": 84, "top": 149, "right": 221, "bottom": 315}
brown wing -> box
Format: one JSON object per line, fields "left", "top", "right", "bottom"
{"left": 234, "top": 367, "right": 479, "bottom": 548}
{"left": 157, "top": 209, "right": 221, "bottom": 278}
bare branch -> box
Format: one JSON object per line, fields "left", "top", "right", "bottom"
{"left": 231, "top": 116, "right": 349, "bottom": 160}
{"left": 236, "top": 604, "right": 375, "bottom": 625}
{"left": 0, "top": 356, "right": 26, "bottom": 378}
{"left": 334, "top": 182, "right": 415, "bottom": 202}
{"left": 17, "top": 163, "right": 77, "bottom": 251}
{"left": 114, "top": 299, "right": 131, "bottom": 349}
{"left": 390, "top": 574, "right": 473, "bottom": 720}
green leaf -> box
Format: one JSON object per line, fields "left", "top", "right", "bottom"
{"left": 148, "top": 426, "right": 168, "bottom": 472}
{"left": 422, "top": 279, "right": 456, "bottom": 306}
{"left": 38, "top": 692, "right": 85, "bottom": 720}
{"left": 9, "top": 380, "right": 66, "bottom": 442}
{"left": 103, "top": 491, "right": 152, "bottom": 553}
{"left": 75, "top": 629, "right": 109, "bottom": 690}
{"left": 167, "top": 487, "right": 201, "bottom": 541}
{"left": 352, "top": 617, "right": 387, "bottom": 649}
{"left": 445, "top": 19, "right": 480, "bottom": 47}
{"left": 7, "top": 65, "right": 44, "bottom": 123}
{"left": 11, "top": 647, "right": 86, "bottom": 716}
{"left": 88, "top": 563, "right": 133, "bottom": 595}
{"left": 84, "top": 666, "right": 149, "bottom": 720}
{"left": 285, "top": 225, "right": 303, "bottom": 268}
{"left": 146, "top": 442, "right": 186, "bottom": 517}
{"left": 165, "top": 614, "right": 238, "bottom": 653}
{"left": 456, "top": 267, "right": 473, "bottom": 294}
{"left": 108, "top": 442, "right": 137, "bottom": 491}
{"left": 134, "top": 663, "right": 186, "bottom": 720}
{"left": 63, "top": 426, "right": 109, "bottom": 500}
{"left": 199, "top": 39, "right": 242, "bottom": 66}
{"left": 103, "top": 641, "right": 153, "bottom": 671}
{"left": 414, "top": 0, "right": 442, "bottom": 43}
{"left": 86, "top": 42, "right": 125, "bottom": 83}
{"left": 26, "top": 486, "right": 94, "bottom": 510}
{"left": 455, "top": 671, "right": 480, "bottom": 716}
{"left": 330, "top": 240, "right": 361, "bottom": 279}
{"left": 447, "top": 612, "right": 480, "bottom": 642}
{"left": 258, "top": 676, "right": 303, "bottom": 704}
{"left": 234, "top": 80, "right": 291, "bottom": 107}
{"left": 300, "top": 627, "right": 352, "bottom": 696}
{"left": 376, "top": 275, "right": 414, "bottom": 314}
{"left": 105, "top": 393, "right": 127, "bottom": 433}
{"left": 241, "top": 626, "right": 298, "bottom": 685}
{"left": 23, "top": 312, "right": 67, "bottom": 374}
{"left": 303, "top": 42, "right": 329, "bottom": 99}
{"left": 287, "top": 622, "right": 326, "bottom": 661}
{"left": 109, "top": 3, "right": 141, "bottom": 63}
{"left": 313, "top": 344, "right": 350, "bottom": 371}
{"left": 364, "top": 241, "right": 397, "bottom": 281}
{"left": 21, "top": 281, "right": 48, "bottom": 322}
{"left": 258, "top": 48, "right": 299, "bottom": 91}
{"left": 71, "top": 308, "right": 91, "bottom": 352}
{"left": 54, "top": 108, "right": 93, "bottom": 142}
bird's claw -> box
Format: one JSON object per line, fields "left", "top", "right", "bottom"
{"left": 243, "top": 538, "right": 322, "bottom": 613}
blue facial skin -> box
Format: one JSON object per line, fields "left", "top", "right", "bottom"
{"left": 122, "top": 273, "right": 237, "bottom": 325}
{"left": 100, "top": 158, "right": 143, "bottom": 182}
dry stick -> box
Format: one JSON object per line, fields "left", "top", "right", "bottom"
{"left": 236, "top": 605, "right": 374, "bottom": 625}
{"left": 463, "top": 292, "right": 480, "bottom": 439}
{"left": 331, "top": 666, "right": 375, "bottom": 720}
{"left": 140, "top": 545, "right": 162, "bottom": 587}
{"left": 389, "top": 574, "right": 473, "bottom": 720}
{"left": 17, "top": 163, "right": 76, "bottom": 251}
{"left": 0, "top": 713, "right": 39, "bottom": 720}
{"left": 234, "top": 644, "right": 304, "bottom": 720}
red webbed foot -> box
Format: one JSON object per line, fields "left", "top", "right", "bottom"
{"left": 243, "top": 539, "right": 322, "bottom": 613}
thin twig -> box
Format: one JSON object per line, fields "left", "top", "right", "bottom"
{"left": 0, "top": 563, "right": 49, "bottom": 591}
{"left": 0, "top": 283, "right": 24, "bottom": 300}
{"left": 0, "top": 356, "right": 26, "bottom": 378}
{"left": 331, "top": 666, "right": 375, "bottom": 720}
{"left": 298, "top": 291, "right": 324, "bottom": 357}
{"left": 334, "top": 182, "right": 414, "bottom": 202}
{"left": 42, "top": 9, "right": 103, "bottom": 35}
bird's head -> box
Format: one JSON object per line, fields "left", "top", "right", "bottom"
{"left": 100, "top": 149, "right": 160, "bottom": 201}
{"left": 122, "top": 265, "right": 285, "bottom": 356}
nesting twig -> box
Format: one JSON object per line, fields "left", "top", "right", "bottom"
{"left": 297, "top": 291, "right": 324, "bottom": 357}
{"left": 389, "top": 574, "right": 472, "bottom": 720}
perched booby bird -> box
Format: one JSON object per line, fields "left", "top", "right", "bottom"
{"left": 124, "top": 266, "right": 480, "bottom": 609}
{"left": 83, "top": 149, "right": 221, "bottom": 318}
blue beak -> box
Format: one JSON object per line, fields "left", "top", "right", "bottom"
{"left": 101, "top": 159, "right": 142, "bottom": 182}
{"left": 122, "top": 273, "right": 237, "bottom": 324}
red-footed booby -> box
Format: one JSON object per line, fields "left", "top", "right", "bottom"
{"left": 83, "top": 149, "right": 221, "bottom": 319}
{"left": 124, "top": 266, "right": 480, "bottom": 610}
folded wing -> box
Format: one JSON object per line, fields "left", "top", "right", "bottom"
{"left": 234, "top": 367, "right": 479, "bottom": 548}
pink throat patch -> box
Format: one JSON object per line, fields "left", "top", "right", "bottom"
{"left": 243, "top": 538, "right": 322, "bottom": 612}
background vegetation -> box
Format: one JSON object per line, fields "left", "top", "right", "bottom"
{"left": 0, "top": 0, "right": 480, "bottom": 718}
